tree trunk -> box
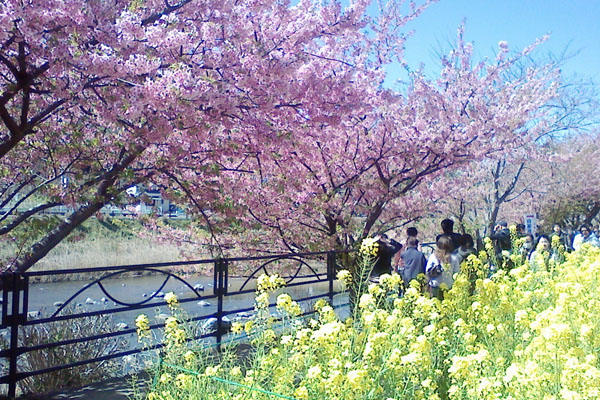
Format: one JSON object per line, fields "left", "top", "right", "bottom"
{"left": 11, "top": 201, "right": 107, "bottom": 273}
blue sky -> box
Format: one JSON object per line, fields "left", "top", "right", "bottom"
{"left": 386, "top": 0, "right": 600, "bottom": 86}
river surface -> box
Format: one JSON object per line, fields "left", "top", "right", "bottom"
{"left": 23, "top": 273, "right": 345, "bottom": 317}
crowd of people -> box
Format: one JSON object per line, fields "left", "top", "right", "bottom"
{"left": 370, "top": 218, "right": 600, "bottom": 298}
{"left": 370, "top": 219, "right": 474, "bottom": 297}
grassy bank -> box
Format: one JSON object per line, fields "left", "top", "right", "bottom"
{"left": 0, "top": 217, "right": 212, "bottom": 282}
{"left": 1, "top": 217, "right": 327, "bottom": 282}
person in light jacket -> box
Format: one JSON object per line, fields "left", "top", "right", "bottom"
{"left": 426, "top": 236, "right": 458, "bottom": 298}
{"left": 573, "top": 224, "right": 600, "bottom": 250}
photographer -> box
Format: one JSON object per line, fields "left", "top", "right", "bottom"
{"left": 371, "top": 233, "right": 403, "bottom": 278}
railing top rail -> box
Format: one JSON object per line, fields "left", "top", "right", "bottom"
{"left": 1, "top": 249, "right": 353, "bottom": 278}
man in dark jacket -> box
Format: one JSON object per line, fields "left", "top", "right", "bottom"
{"left": 371, "top": 234, "right": 403, "bottom": 277}
{"left": 491, "top": 221, "right": 512, "bottom": 256}
{"left": 436, "top": 218, "right": 461, "bottom": 250}
{"left": 551, "top": 224, "right": 571, "bottom": 251}
{"left": 399, "top": 236, "right": 426, "bottom": 287}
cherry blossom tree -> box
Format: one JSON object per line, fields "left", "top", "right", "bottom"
{"left": 428, "top": 73, "right": 599, "bottom": 240}
{"left": 167, "top": 31, "right": 561, "bottom": 257}
{"left": 1, "top": 0, "right": 436, "bottom": 271}
{"left": 538, "top": 132, "right": 600, "bottom": 231}
{"left": 427, "top": 154, "right": 549, "bottom": 244}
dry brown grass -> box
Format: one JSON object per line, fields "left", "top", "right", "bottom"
{"left": 0, "top": 236, "right": 198, "bottom": 282}
{"left": 33, "top": 237, "right": 184, "bottom": 271}
{"left": 0, "top": 219, "right": 324, "bottom": 282}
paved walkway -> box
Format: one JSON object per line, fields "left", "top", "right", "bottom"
{"left": 17, "top": 374, "right": 150, "bottom": 400}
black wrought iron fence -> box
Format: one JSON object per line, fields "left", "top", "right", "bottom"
{"left": 0, "top": 250, "right": 351, "bottom": 399}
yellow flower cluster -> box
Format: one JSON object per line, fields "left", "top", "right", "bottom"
{"left": 175, "top": 373, "right": 193, "bottom": 389}
{"left": 164, "top": 292, "right": 179, "bottom": 310}
{"left": 378, "top": 273, "right": 403, "bottom": 292}
{"left": 336, "top": 269, "right": 352, "bottom": 287}
{"left": 483, "top": 237, "right": 494, "bottom": 254}
{"left": 276, "top": 293, "right": 302, "bottom": 316}
{"left": 183, "top": 350, "right": 195, "bottom": 367}
{"left": 135, "top": 314, "right": 150, "bottom": 339}
{"left": 359, "top": 237, "right": 380, "bottom": 257}
{"left": 142, "top": 242, "right": 600, "bottom": 400}
{"left": 256, "top": 273, "right": 286, "bottom": 294}
{"left": 230, "top": 322, "right": 243, "bottom": 334}
{"left": 164, "top": 316, "right": 186, "bottom": 348}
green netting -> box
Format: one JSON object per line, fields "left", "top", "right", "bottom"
{"left": 161, "top": 361, "right": 299, "bottom": 400}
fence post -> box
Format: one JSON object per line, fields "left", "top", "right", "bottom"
{"left": 214, "top": 259, "right": 228, "bottom": 350}
{"left": 1, "top": 273, "right": 27, "bottom": 399}
{"left": 327, "top": 251, "right": 335, "bottom": 304}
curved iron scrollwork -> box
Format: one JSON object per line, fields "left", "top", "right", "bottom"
{"left": 50, "top": 268, "right": 206, "bottom": 318}
{"left": 238, "top": 256, "right": 323, "bottom": 292}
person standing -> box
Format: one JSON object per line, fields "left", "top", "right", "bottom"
{"left": 371, "top": 234, "right": 403, "bottom": 278}
{"left": 452, "top": 234, "right": 476, "bottom": 265}
{"left": 520, "top": 234, "right": 535, "bottom": 260}
{"left": 426, "top": 236, "right": 457, "bottom": 298}
{"left": 516, "top": 223, "right": 527, "bottom": 237}
{"left": 529, "top": 235, "right": 557, "bottom": 271}
{"left": 550, "top": 224, "right": 570, "bottom": 251}
{"left": 491, "top": 221, "right": 512, "bottom": 256}
{"left": 573, "top": 224, "right": 600, "bottom": 249}
{"left": 404, "top": 226, "right": 423, "bottom": 252}
{"left": 398, "top": 237, "right": 427, "bottom": 287}
{"left": 406, "top": 226, "right": 418, "bottom": 240}
{"left": 435, "top": 218, "right": 461, "bottom": 251}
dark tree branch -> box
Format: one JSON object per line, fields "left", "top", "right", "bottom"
{"left": 141, "top": 0, "right": 193, "bottom": 26}
{"left": 0, "top": 202, "right": 63, "bottom": 235}
{"left": 9, "top": 146, "right": 144, "bottom": 272}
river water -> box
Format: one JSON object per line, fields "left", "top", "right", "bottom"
{"left": 23, "top": 273, "right": 345, "bottom": 319}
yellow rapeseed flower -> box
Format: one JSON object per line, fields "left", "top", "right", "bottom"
{"left": 256, "top": 273, "right": 286, "bottom": 294}
{"left": 135, "top": 314, "right": 150, "bottom": 338}
{"left": 231, "top": 322, "right": 243, "bottom": 334}
{"left": 360, "top": 237, "right": 380, "bottom": 257}
{"left": 175, "top": 373, "right": 192, "bottom": 389}
{"left": 336, "top": 269, "right": 352, "bottom": 287}
{"left": 294, "top": 386, "right": 309, "bottom": 399}
{"left": 164, "top": 292, "right": 179, "bottom": 310}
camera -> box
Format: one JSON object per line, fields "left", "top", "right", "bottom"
{"left": 429, "top": 264, "right": 443, "bottom": 277}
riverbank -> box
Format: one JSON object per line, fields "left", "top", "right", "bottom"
{"left": 1, "top": 217, "right": 328, "bottom": 283}
{"left": 1, "top": 236, "right": 197, "bottom": 283}
{"left": 1, "top": 217, "right": 208, "bottom": 283}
